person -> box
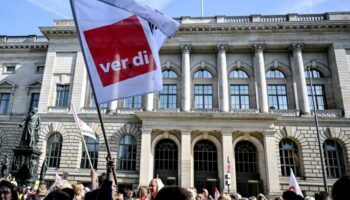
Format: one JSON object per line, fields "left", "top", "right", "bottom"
{"left": 331, "top": 175, "right": 350, "bottom": 200}
{"left": 0, "top": 180, "right": 18, "bottom": 200}
{"left": 138, "top": 186, "right": 148, "bottom": 200}
{"left": 217, "top": 192, "right": 230, "bottom": 200}
{"left": 1, "top": 155, "right": 9, "bottom": 178}
{"left": 72, "top": 183, "right": 85, "bottom": 200}
{"left": 148, "top": 179, "right": 164, "bottom": 200}
{"left": 124, "top": 188, "right": 133, "bottom": 200}
{"left": 43, "top": 190, "right": 71, "bottom": 200}
{"left": 314, "top": 191, "right": 328, "bottom": 200}
{"left": 94, "top": 157, "right": 116, "bottom": 200}
{"left": 84, "top": 172, "right": 106, "bottom": 200}
{"left": 19, "top": 108, "right": 40, "bottom": 148}
{"left": 195, "top": 194, "right": 205, "bottom": 200}
{"left": 154, "top": 186, "right": 191, "bottom": 200}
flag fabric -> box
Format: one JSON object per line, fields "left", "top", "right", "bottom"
{"left": 70, "top": 0, "right": 179, "bottom": 103}
{"left": 98, "top": 0, "right": 179, "bottom": 37}
{"left": 54, "top": 173, "right": 62, "bottom": 184}
{"left": 214, "top": 187, "right": 220, "bottom": 200}
{"left": 288, "top": 168, "right": 304, "bottom": 197}
{"left": 72, "top": 104, "right": 97, "bottom": 140}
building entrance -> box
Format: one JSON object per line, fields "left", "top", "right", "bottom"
{"left": 194, "top": 140, "right": 219, "bottom": 197}
{"left": 154, "top": 139, "right": 178, "bottom": 185}
{"left": 235, "top": 141, "right": 262, "bottom": 197}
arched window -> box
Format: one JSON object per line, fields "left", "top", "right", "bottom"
{"left": 266, "top": 69, "right": 285, "bottom": 78}
{"left": 324, "top": 140, "right": 345, "bottom": 178}
{"left": 194, "top": 69, "right": 213, "bottom": 78}
{"left": 266, "top": 70, "right": 288, "bottom": 110}
{"left": 305, "top": 69, "right": 326, "bottom": 110}
{"left": 279, "top": 139, "right": 301, "bottom": 176}
{"left": 229, "top": 70, "right": 248, "bottom": 78}
{"left": 118, "top": 135, "right": 137, "bottom": 171}
{"left": 154, "top": 139, "right": 178, "bottom": 185}
{"left": 194, "top": 140, "right": 218, "bottom": 196}
{"left": 46, "top": 133, "right": 63, "bottom": 168}
{"left": 304, "top": 69, "right": 323, "bottom": 78}
{"left": 162, "top": 70, "right": 177, "bottom": 78}
{"left": 235, "top": 141, "right": 258, "bottom": 174}
{"left": 81, "top": 135, "right": 99, "bottom": 169}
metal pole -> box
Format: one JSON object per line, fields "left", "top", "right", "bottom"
{"left": 307, "top": 66, "right": 328, "bottom": 192}
{"left": 201, "top": 0, "right": 204, "bottom": 17}
{"left": 70, "top": 0, "right": 118, "bottom": 187}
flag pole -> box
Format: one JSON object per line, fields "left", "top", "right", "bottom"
{"left": 72, "top": 104, "right": 94, "bottom": 171}
{"left": 307, "top": 66, "right": 328, "bottom": 192}
{"left": 201, "top": 0, "right": 204, "bottom": 17}
{"left": 69, "top": 0, "right": 118, "bottom": 187}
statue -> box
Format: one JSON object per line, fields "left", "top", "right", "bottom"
{"left": 0, "top": 154, "right": 9, "bottom": 178}
{"left": 19, "top": 107, "right": 40, "bottom": 148}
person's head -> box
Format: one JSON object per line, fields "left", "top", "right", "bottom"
{"left": 126, "top": 189, "right": 133, "bottom": 197}
{"left": 196, "top": 193, "right": 205, "bottom": 200}
{"left": 218, "top": 192, "right": 231, "bottom": 200}
{"left": 0, "top": 180, "right": 18, "bottom": 200}
{"left": 201, "top": 189, "right": 209, "bottom": 198}
{"left": 148, "top": 178, "right": 164, "bottom": 198}
{"left": 154, "top": 186, "right": 191, "bottom": 200}
{"left": 98, "top": 172, "right": 106, "bottom": 188}
{"left": 229, "top": 192, "right": 239, "bottom": 200}
{"left": 61, "top": 188, "right": 74, "bottom": 199}
{"left": 257, "top": 193, "right": 267, "bottom": 200}
{"left": 314, "top": 191, "right": 328, "bottom": 200}
{"left": 283, "top": 190, "right": 298, "bottom": 200}
{"left": 43, "top": 190, "right": 71, "bottom": 200}
{"left": 139, "top": 186, "right": 148, "bottom": 197}
{"left": 332, "top": 175, "right": 350, "bottom": 200}
{"left": 72, "top": 183, "right": 85, "bottom": 197}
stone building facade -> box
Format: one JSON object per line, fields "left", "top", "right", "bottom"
{"left": 0, "top": 12, "right": 350, "bottom": 197}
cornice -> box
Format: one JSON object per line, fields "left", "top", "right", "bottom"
{"left": 39, "top": 26, "right": 77, "bottom": 39}
{"left": 0, "top": 43, "right": 48, "bottom": 50}
{"left": 177, "top": 21, "right": 350, "bottom": 35}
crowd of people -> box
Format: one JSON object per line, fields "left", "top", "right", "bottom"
{"left": 0, "top": 158, "right": 349, "bottom": 200}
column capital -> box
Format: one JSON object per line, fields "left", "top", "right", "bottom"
{"left": 252, "top": 43, "right": 266, "bottom": 53}
{"left": 216, "top": 44, "right": 228, "bottom": 53}
{"left": 181, "top": 44, "right": 192, "bottom": 53}
{"left": 141, "top": 127, "right": 153, "bottom": 134}
{"left": 290, "top": 43, "right": 304, "bottom": 52}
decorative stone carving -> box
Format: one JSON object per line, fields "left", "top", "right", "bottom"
{"left": 290, "top": 43, "right": 304, "bottom": 52}
{"left": 252, "top": 43, "right": 265, "bottom": 52}
{"left": 180, "top": 44, "right": 192, "bottom": 52}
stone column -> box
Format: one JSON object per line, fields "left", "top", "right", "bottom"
{"left": 291, "top": 43, "right": 310, "bottom": 115}
{"left": 181, "top": 44, "right": 191, "bottom": 112}
{"left": 139, "top": 128, "right": 153, "bottom": 186}
{"left": 145, "top": 93, "right": 154, "bottom": 111}
{"left": 181, "top": 130, "right": 192, "bottom": 187}
{"left": 253, "top": 44, "right": 269, "bottom": 113}
{"left": 71, "top": 52, "right": 86, "bottom": 110}
{"left": 217, "top": 44, "right": 229, "bottom": 112}
{"left": 107, "top": 100, "right": 118, "bottom": 114}
{"left": 221, "top": 131, "right": 235, "bottom": 191}
{"left": 38, "top": 52, "right": 56, "bottom": 113}
{"left": 263, "top": 130, "right": 280, "bottom": 196}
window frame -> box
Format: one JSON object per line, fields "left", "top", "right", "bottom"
{"left": 159, "top": 84, "right": 177, "bottom": 109}
{"left": 194, "top": 84, "right": 213, "bottom": 109}
{"left": 323, "top": 139, "right": 346, "bottom": 178}
{"left": 124, "top": 95, "right": 142, "bottom": 109}
{"left": 279, "top": 139, "right": 301, "bottom": 177}
{"left": 29, "top": 93, "right": 40, "bottom": 112}
{"left": 118, "top": 135, "right": 137, "bottom": 171}
{"left": 230, "top": 84, "right": 249, "bottom": 109}
{"left": 0, "top": 93, "right": 11, "bottom": 114}
{"left": 81, "top": 135, "right": 99, "bottom": 169}
{"left": 267, "top": 84, "right": 288, "bottom": 110}
{"left": 55, "top": 84, "right": 70, "bottom": 107}
{"left": 46, "top": 133, "right": 63, "bottom": 168}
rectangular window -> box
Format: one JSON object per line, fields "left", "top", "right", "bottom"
{"left": 0, "top": 93, "right": 10, "bottom": 114}
{"left": 36, "top": 66, "right": 45, "bottom": 74}
{"left": 124, "top": 95, "right": 142, "bottom": 108}
{"left": 194, "top": 85, "right": 213, "bottom": 109}
{"left": 307, "top": 85, "right": 326, "bottom": 110}
{"left": 4, "top": 66, "right": 15, "bottom": 74}
{"left": 230, "top": 85, "right": 249, "bottom": 109}
{"left": 55, "top": 85, "right": 69, "bottom": 107}
{"left": 89, "top": 93, "right": 107, "bottom": 108}
{"left": 268, "top": 85, "right": 288, "bottom": 110}
{"left": 159, "top": 84, "right": 177, "bottom": 109}
{"left": 29, "top": 93, "right": 40, "bottom": 112}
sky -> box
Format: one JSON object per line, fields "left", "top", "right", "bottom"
{"left": 1, "top": 0, "right": 349, "bottom": 36}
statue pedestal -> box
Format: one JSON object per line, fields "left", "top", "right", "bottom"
{"left": 11, "top": 147, "right": 41, "bottom": 186}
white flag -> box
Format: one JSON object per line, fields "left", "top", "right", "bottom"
{"left": 72, "top": 104, "right": 97, "bottom": 140}
{"left": 55, "top": 173, "right": 62, "bottom": 184}
{"left": 70, "top": 0, "right": 179, "bottom": 103}
{"left": 288, "top": 168, "right": 304, "bottom": 197}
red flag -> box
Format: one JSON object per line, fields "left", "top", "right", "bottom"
{"left": 214, "top": 187, "right": 220, "bottom": 200}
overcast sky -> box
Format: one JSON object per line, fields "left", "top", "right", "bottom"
{"left": 1, "top": 0, "right": 349, "bottom": 35}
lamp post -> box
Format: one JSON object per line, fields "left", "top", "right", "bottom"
{"left": 307, "top": 66, "right": 328, "bottom": 192}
